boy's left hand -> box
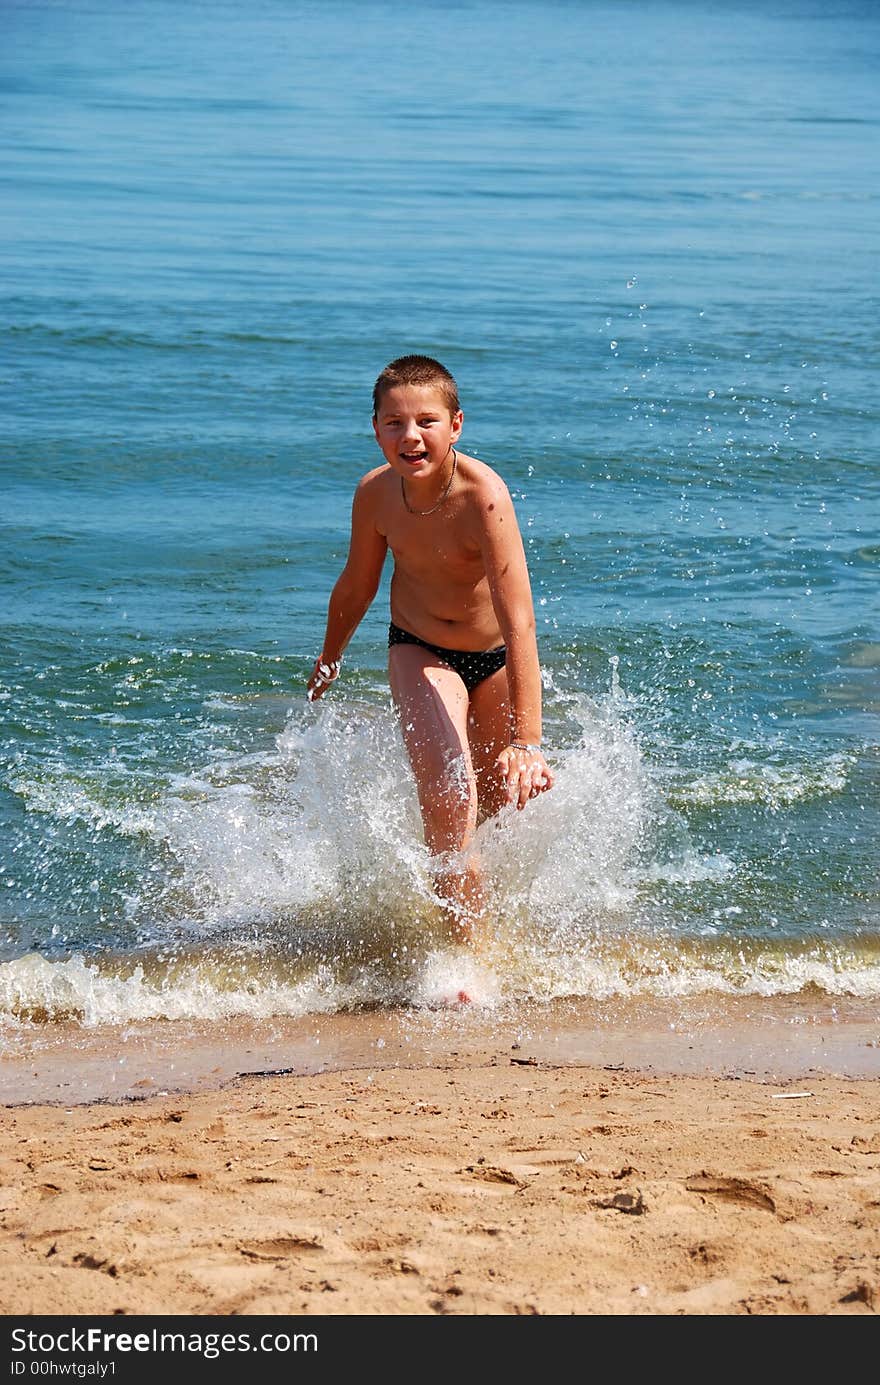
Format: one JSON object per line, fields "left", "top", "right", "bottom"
{"left": 306, "top": 656, "right": 342, "bottom": 703}
{"left": 495, "top": 745, "right": 554, "bottom": 811}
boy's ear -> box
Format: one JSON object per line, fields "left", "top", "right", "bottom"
{"left": 372, "top": 415, "right": 381, "bottom": 444}
{"left": 451, "top": 409, "right": 464, "bottom": 441}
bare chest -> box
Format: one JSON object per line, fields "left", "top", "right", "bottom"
{"left": 382, "top": 504, "right": 482, "bottom": 580}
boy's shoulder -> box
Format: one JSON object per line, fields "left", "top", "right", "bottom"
{"left": 461, "top": 452, "right": 506, "bottom": 484}
{"left": 357, "top": 462, "right": 391, "bottom": 486}
{"left": 352, "top": 464, "right": 394, "bottom": 506}
{"left": 458, "top": 453, "right": 514, "bottom": 507}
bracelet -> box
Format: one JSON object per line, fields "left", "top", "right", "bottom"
{"left": 510, "top": 741, "right": 541, "bottom": 752}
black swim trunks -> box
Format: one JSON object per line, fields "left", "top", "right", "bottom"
{"left": 388, "top": 621, "right": 507, "bottom": 695}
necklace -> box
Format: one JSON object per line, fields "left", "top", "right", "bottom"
{"left": 401, "top": 449, "right": 457, "bottom": 516}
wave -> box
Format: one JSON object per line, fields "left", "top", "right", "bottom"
{"left": 2, "top": 931, "right": 879, "bottom": 1029}
{"left": 669, "top": 752, "right": 852, "bottom": 810}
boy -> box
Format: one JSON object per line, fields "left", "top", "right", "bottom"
{"left": 308, "top": 355, "right": 554, "bottom": 944}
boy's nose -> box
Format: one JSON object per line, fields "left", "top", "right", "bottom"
{"left": 401, "top": 421, "right": 422, "bottom": 443}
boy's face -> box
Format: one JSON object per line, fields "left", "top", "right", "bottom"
{"left": 372, "top": 384, "right": 463, "bottom": 481}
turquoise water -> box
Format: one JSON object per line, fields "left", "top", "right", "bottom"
{"left": 2, "top": 0, "right": 879, "bottom": 1024}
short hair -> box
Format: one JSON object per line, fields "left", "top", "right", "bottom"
{"left": 372, "top": 355, "right": 460, "bottom": 419}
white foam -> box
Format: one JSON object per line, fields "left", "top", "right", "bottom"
{"left": 638, "top": 851, "right": 736, "bottom": 885}
{"left": 10, "top": 770, "right": 158, "bottom": 837}
{"left": 0, "top": 951, "right": 369, "bottom": 1025}
{"left": 672, "top": 752, "right": 852, "bottom": 809}
{"left": 3, "top": 934, "right": 878, "bottom": 1030}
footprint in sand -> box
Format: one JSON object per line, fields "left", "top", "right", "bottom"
{"left": 685, "top": 1174, "right": 777, "bottom": 1214}
{"left": 239, "top": 1236, "right": 324, "bottom": 1261}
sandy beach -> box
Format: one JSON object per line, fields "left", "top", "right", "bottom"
{"left": 1, "top": 1002, "right": 878, "bottom": 1317}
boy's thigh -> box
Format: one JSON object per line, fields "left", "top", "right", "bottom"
{"left": 466, "top": 666, "right": 512, "bottom": 813}
{"left": 388, "top": 644, "right": 472, "bottom": 783}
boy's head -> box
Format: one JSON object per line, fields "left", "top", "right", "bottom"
{"left": 372, "top": 355, "right": 460, "bottom": 421}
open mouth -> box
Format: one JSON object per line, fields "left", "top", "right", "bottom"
{"left": 401, "top": 451, "right": 428, "bottom": 464}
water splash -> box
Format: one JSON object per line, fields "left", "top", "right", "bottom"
{"left": 3, "top": 672, "right": 877, "bottom": 1026}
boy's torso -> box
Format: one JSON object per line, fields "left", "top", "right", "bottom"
{"left": 369, "top": 454, "right": 505, "bottom": 650}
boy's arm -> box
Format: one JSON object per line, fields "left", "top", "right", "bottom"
{"left": 307, "top": 476, "right": 388, "bottom": 702}
{"left": 477, "top": 478, "right": 554, "bottom": 809}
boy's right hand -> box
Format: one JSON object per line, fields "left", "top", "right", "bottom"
{"left": 306, "top": 656, "right": 342, "bottom": 703}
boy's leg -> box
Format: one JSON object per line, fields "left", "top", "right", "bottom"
{"left": 389, "top": 644, "right": 485, "bottom": 943}
{"left": 466, "top": 665, "right": 514, "bottom": 821}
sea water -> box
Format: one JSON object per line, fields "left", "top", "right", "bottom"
{"left": 2, "top": 0, "right": 879, "bottom": 1034}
